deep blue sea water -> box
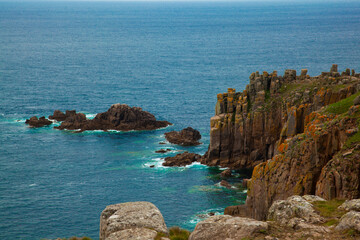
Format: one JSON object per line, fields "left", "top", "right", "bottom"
{"left": 0, "top": 1, "right": 360, "bottom": 239}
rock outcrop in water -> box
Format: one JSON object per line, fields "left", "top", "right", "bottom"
{"left": 25, "top": 116, "right": 52, "bottom": 127}
{"left": 164, "top": 127, "right": 201, "bottom": 146}
{"left": 49, "top": 110, "right": 81, "bottom": 122}
{"left": 202, "top": 65, "right": 360, "bottom": 221}
{"left": 162, "top": 152, "right": 201, "bottom": 167}
{"left": 55, "top": 104, "right": 171, "bottom": 132}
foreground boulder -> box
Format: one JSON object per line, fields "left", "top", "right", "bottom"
{"left": 55, "top": 104, "right": 171, "bottom": 132}
{"left": 164, "top": 127, "right": 201, "bottom": 146}
{"left": 338, "top": 199, "right": 360, "bottom": 212}
{"left": 335, "top": 211, "right": 360, "bottom": 232}
{"left": 25, "top": 116, "right": 52, "bottom": 127}
{"left": 162, "top": 152, "right": 201, "bottom": 167}
{"left": 99, "top": 201, "right": 168, "bottom": 240}
{"left": 267, "top": 195, "right": 324, "bottom": 231}
{"left": 189, "top": 215, "right": 268, "bottom": 240}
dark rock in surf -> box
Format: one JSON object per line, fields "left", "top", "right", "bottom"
{"left": 55, "top": 103, "right": 172, "bottom": 132}
{"left": 25, "top": 116, "right": 52, "bottom": 127}
{"left": 162, "top": 152, "right": 201, "bottom": 167}
{"left": 164, "top": 127, "right": 201, "bottom": 146}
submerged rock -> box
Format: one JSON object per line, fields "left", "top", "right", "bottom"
{"left": 189, "top": 215, "right": 268, "bottom": 240}
{"left": 25, "top": 116, "right": 52, "bottom": 127}
{"left": 155, "top": 149, "right": 172, "bottom": 153}
{"left": 99, "top": 201, "right": 168, "bottom": 240}
{"left": 220, "top": 169, "right": 232, "bottom": 178}
{"left": 55, "top": 104, "right": 171, "bottom": 132}
{"left": 164, "top": 127, "right": 201, "bottom": 146}
{"left": 162, "top": 152, "right": 201, "bottom": 167}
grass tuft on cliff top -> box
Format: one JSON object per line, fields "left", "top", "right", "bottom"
{"left": 324, "top": 91, "right": 360, "bottom": 115}
{"left": 155, "top": 226, "right": 190, "bottom": 240}
{"left": 312, "top": 199, "right": 345, "bottom": 218}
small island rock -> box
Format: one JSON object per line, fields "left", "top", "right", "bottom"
{"left": 164, "top": 127, "right": 201, "bottom": 146}
{"left": 25, "top": 116, "right": 52, "bottom": 127}
{"left": 162, "top": 152, "right": 201, "bottom": 167}
{"left": 55, "top": 104, "right": 171, "bottom": 132}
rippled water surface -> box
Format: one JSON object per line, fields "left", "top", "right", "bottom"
{"left": 0, "top": 1, "right": 360, "bottom": 239}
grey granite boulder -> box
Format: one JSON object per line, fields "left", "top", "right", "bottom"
{"left": 189, "top": 215, "right": 268, "bottom": 240}
{"left": 106, "top": 228, "right": 158, "bottom": 240}
{"left": 335, "top": 211, "right": 360, "bottom": 232}
{"left": 99, "top": 201, "right": 168, "bottom": 240}
{"left": 267, "top": 196, "right": 323, "bottom": 226}
{"left": 338, "top": 199, "right": 360, "bottom": 212}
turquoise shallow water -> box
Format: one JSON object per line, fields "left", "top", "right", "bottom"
{"left": 0, "top": 1, "right": 360, "bottom": 239}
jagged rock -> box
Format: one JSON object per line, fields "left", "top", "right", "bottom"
{"left": 106, "top": 228, "right": 157, "bottom": 240}
{"left": 202, "top": 66, "right": 359, "bottom": 170}
{"left": 189, "top": 215, "right": 268, "bottom": 240}
{"left": 224, "top": 204, "right": 247, "bottom": 217}
{"left": 338, "top": 199, "right": 360, "bottom": 212}
{"left": 164, "top": 127, "right": 201, "bottom": 146}
{"left": 335, "top": 211, "right": 360, "bottom": 232}
{"left": 220, "top": 180, "right": 232, "bottom": 189}
{"left": 267, "top": 196, "right": 323, "bottom": 226}
{"left": 220, "top": 169, "right": 232, "bottom": 177}
{"left": 49, "top": 110, "right": 67, "bottom": 121}
{"left": 330, "top": 64, "right": 338, "bottom": 73}
{"left": 25, "top": 116, "right": 52, "bottom": 127}
{"left": 162, "top": 152, "right": 201, "bottom": 167}
{"left": 48, "top": 110, "right": 79, "bottom": 122}
{"left": 55, "top": 104, "right": 171, "bottom": 132}
{"left": 302, "top": 195, "right": 326, "bottom": 203}
{"left": 99, "top": 201, "right": 168, "bottom": 240}
{"left": 155, "top": 149, "right": 172, "bottom": 153}
{"left": 242, "top": 178, "right": 250, "bottom": 188}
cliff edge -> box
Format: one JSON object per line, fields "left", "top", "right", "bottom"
{"left": 202, "top": 65, "right": 360, "bottom": 220}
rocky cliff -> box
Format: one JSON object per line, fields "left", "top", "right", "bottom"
{"left": 202, "top": 65, "right": 360, "bottom": 220}
{"left": 202, "top": 65, "right": 360, "bottom": 169}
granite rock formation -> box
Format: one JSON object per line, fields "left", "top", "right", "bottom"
{"left": 49, "top": 110, "right": 80, "bottom": 122}
{"left": 25, "top": 116, "right": 52, "bottom": 127}
{"left": 162, "top": 152, "right": 201, "bottom": 167}
{"left": 189, "top": 215, "right": 268, "bottom": 240}
{"left": 202, "top": 65, "right": 360, "bottom": 169}
{"left": 55, "top": 104, "right": 171, "bottom": 132}
{"left": 164, "top": 127, "right": 201, "bottom": 146}
{"left": 204, "top": 65, "right": 360, "bottom": 221}
{"left": 99, "top": 201, "right": 168, "bottom": 240}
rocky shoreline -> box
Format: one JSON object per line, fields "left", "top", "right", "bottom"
{"left": 39, "top": 65, "right": 360, "bottom": 239}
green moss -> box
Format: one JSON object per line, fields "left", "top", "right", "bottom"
{"left": 324, "top": 91, "right": 360, "bottom": 115}
{"left": 324, "top": 218, "right": 339, "bottom": 226}
{"left": 155, "top": 227, "right": 191, "bottom": 240}
{"left": 345, "top": 229, "right": 360, "bottom": 237}
{"left": 313, "top": 199, "right": 345, "bottom": 218}
{"left": 346, "top": 131, "right": 360, "bottom": 148}
{"left": 279, "top": 83, "right": 301, "bottom": 94}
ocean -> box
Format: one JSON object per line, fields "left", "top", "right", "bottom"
{"left": 0, "top": 1, "right": 359, "bottom": 239}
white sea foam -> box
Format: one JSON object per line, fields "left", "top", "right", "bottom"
{"left": 185, "top": 208, "right": 224, "bottom": 227}
{"left": 85, "top": 113, "right": 96, "bottom": 119}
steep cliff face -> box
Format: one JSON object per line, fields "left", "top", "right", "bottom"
{"left": 204, "top": 65, "right": 360, "bottom": 221}
{"left": 202, "top": 65, "right": 360, "bottom": 169}
{"left": 245, "top": 105, "right": 360, "bottom": 220}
